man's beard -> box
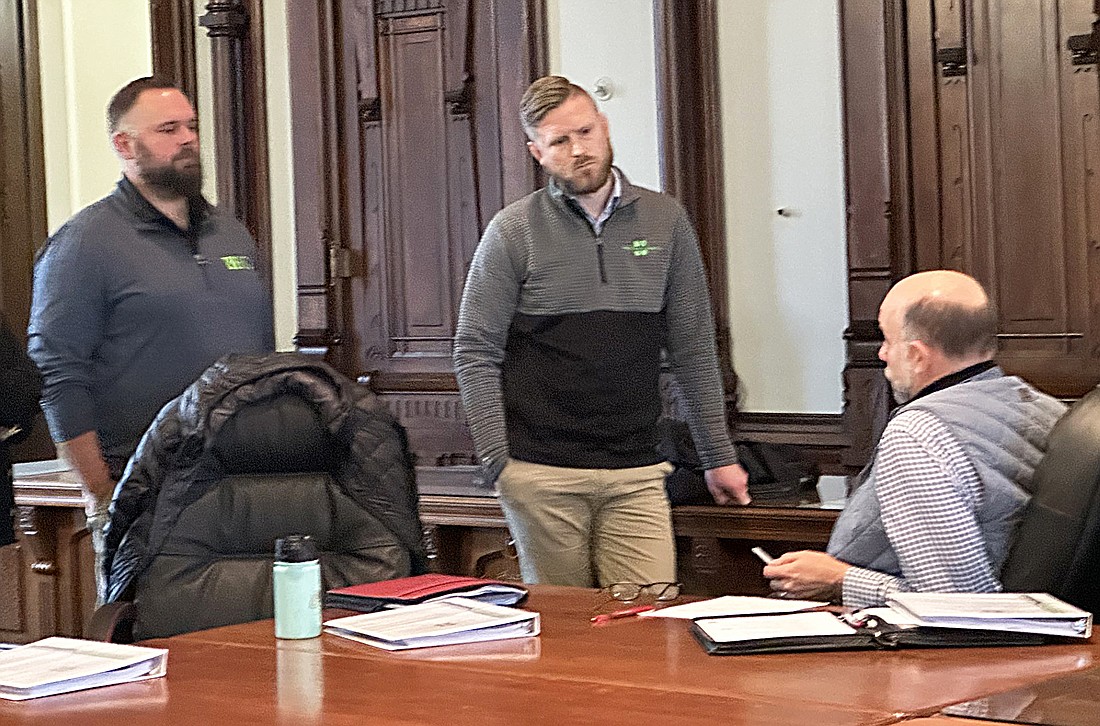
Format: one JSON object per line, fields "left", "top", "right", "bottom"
{"left": 886, "top": 367, "right": 913, "bottom": 404}
{"left": 136, "top": 143, "right": 203, "bottom": 199}
{"left": 553, "top": 141, "right": 613, "bottom": 196}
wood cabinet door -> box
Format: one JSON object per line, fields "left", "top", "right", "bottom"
{"left": 290, "top": 0, "right": 540, "bottom": 367}
{"left": 289, "top": 1, "right": 543, "bottom": 472}
{"left": 908, "top": 0, "right": 1100, "bottom": 397}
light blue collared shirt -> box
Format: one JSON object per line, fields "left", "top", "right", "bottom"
{"left": 567, "top": 167, "right": 622, "bottom": 235}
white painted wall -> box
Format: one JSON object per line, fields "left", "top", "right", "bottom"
{"left": 261, "top": 0, "right": 297, "bottom": 351}
{"left": 547, "top": 0, "right": 848, "bottom": 414}
{"left": 192, "top": 0, "right": 218, "bottom": 203}
{"left": 545, "top": 0, "right": 661, "bottom": 190}
{"left": 716, "top": 0, "right": 848, "bottom": 413}
{"left": 37, "top": 0, "right": 151, "bottom": 233}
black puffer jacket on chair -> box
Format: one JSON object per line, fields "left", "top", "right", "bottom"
{"left": 102, "top": 353, "right": 426, "bottom": 639}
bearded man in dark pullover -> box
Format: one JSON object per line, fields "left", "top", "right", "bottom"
{"left": 28, "top": 77, "right": 272, "bottom": 601}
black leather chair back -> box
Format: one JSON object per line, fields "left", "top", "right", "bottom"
{"left": 129, "top": 393, "right": 413, "bottom": 640}
{"left": 1001, "top": 387, "right": 1100, "bottom": 612}
{"left": 212, "top": 393, "right": 338, "bottom": 473}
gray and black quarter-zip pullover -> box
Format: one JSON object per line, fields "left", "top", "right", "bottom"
{"left": 454, "top": 169, "right": 738, "bottom": 482}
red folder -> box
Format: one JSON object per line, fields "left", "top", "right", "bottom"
{"left": 325, "top": 574, "right": 528, "bottom": 612}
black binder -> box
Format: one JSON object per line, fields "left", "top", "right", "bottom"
{"left": 690, "top": 610, "right": 1050, "bottom": 656}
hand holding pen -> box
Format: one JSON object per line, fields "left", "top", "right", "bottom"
{"left": 751, "top": 546, "right": 775, "bottom": 564}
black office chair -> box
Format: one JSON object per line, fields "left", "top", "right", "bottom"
{"left": 1000, "top": 386, "right": 1100, "bottom": 613}
{"left": 90, "top": 354, "right": 426, "bottom": 642}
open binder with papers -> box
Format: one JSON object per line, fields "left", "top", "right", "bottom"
{"left": 324, "top": 597, "right": 540, "bottom": 651}
{"left": 885, "top": 592, "right": 1092, "bottom": 637}
{"left": 691, "top": 592, "right": 1091, "bottom": 656}
{"left": 0, "top": 637, "right": 168, "bottom": 701}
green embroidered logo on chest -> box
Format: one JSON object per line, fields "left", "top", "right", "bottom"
{"left": 220, "top": 255, "right": 254, "bottom": 271}
{"left": 624, "top": 239, "right": 652, "bottom": 256}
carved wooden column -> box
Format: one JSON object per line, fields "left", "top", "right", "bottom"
{"left": 838, "top": 0, "right": 910, "bottom": 468}
{"left": 198, "top": 0, "right": 271, "bottom": 293}
{"left": 286, "top": 0, "right": 344, "bottom": 359}
{"left": 149, "top": 0, "right": 197, "bottom": 100}
{"left": 0, "top": 0, "right": 47, "bottom": 330}
{"left": 653, "top": 0, "right": 739, "bottom": 415}
{"left": 3, "top": 484, "right": 97, "bottom": 644}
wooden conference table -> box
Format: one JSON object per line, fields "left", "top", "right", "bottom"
{"left": 2, "top": 586, "right": 1097, "bottom": 726}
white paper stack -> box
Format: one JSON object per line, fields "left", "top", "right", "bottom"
{"left": 324, "top": 597, "right": 540, "bottom": 651}
{"left": 885, "top": 592, "right": 1092, "bottom": 638}
{"left": 0, "top": 637, "right": 167, "bottom": 701}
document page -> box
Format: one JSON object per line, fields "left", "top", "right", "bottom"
{"left": 0, "top": 638, "right": 167, "bottom": 700}
{"left": 640, "top": 595, "right": 827, "bottom": 620}
{"left": 695, "top": 611, "right": 856, "bottom": 644}
{"left": 885, "top": 592, "right": 1092, "bottom": 637}
{"left": 423, "top": 585, "right": 527, "bottom": 607}
{"left": 324, "top": 597, "right": 539, "bottom": 650}
{"left": 889, "top": 593, "right": 1086, "bottom": 619}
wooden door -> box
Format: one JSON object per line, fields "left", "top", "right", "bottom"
{"left": 908, "top": 0, "right": 1100, "bottom": 397}
{"left": 288, "top": 0, "right": 544, "bottom": 480}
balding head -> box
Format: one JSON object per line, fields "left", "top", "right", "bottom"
{"left": 877, "top": 271, "right": 998, "bottom": 402}
{"left": 882, "top": 271, "right": 997, "bottom": 359}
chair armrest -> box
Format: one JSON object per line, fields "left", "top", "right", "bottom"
{"left": 86, "top": 602, "right": 136, "bottom": 643}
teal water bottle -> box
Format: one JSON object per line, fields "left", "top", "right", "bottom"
{"left": 273, "top": 534, "right": 322, "bottom": 639}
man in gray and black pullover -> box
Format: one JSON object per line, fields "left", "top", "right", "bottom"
{"left": 454, "top": 76, "right": 750, "bottom": 588}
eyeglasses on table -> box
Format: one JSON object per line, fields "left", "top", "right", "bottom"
{"left": 604, "top": 581, "right": 681, "bottom": 602}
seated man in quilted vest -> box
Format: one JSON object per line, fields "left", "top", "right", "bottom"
{"left": 763, "top": 270, "right": 1066, "bottom": 608}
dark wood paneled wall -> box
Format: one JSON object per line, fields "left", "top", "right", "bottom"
{"left": 0, "top": 0, "right": 46, "bottom": 329}
{"left": 840, "top": 0, "right": 1100, "bottom": 456}
{"left": 908, "top": 0, "right": 1100, "bottom": 398}
{"left": 0, "top": 0, "right": 52, "bottom": 463}
{"left": 287, "top": 0, "right": 546, "bottom": 482}
{"left": 197, "top": 0, "right": 272, "bottom": 296}
{"left": 149, "top": 0, "right": 197, "bottom": 101}
{"left": 653, "top": 0, "right": 736, "bottom": 406}
{"left": 9, "top": 1, "right": 1092, "bottom": 487}
{"left": 838, "top": 0, "right": 909, "bottom": 465}
{"left": 31, "top": 0, "right": 1080, "bottom": 496}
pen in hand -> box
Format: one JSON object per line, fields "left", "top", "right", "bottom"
{"left": 751, "top": 546, "right": 775, "bottom": 564}
{"left": 591, "top": 604, "right": 657, "bottom": 624}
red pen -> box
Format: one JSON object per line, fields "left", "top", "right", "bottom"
{"left": 590, "top": 604, "right": 657, "bottom": 624}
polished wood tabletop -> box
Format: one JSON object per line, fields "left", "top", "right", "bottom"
{"left": 901, "top": 720, "right": 1004, "bottom": 725}
{"left": 1, "top": 585, "right": 1096, "bottom": 725}
{"left": 937, "top": 659, "right": 1100, "bottom": 725}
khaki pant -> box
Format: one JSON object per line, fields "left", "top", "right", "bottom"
{"left": 496, "top": 459, "right": 676, "bottom": 587}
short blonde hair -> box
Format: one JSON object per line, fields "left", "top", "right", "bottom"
{"left": 519, "top": 75, "right": 592, "bottom": 139}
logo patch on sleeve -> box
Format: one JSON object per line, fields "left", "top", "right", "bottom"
{"left": 220, "top": 255, "right": 255, "bottom": 271}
